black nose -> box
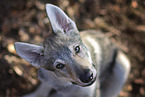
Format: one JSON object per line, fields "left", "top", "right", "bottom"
{"left": 79, "top": 69, "right": 93, "bottom": 83}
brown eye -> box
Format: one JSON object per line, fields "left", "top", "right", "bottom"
{"left": 75, "top": 46, "right": 80, "bottom": 53}
{"left": 56, "top": 63, "right": 65, "bottom": 69}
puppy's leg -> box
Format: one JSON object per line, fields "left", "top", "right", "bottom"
{"left": 100, "top": 51, "right": 130, "bottom": 97}
{"left": 23, "top": 82, "right": 52, "bottom": 97}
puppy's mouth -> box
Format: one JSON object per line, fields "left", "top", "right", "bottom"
{"left": 71, "top": 76, "right": 97, "bottom": 87}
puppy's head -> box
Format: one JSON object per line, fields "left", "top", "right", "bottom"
{"left": 43, "top": 32, "right": 97, "bottom": 86}
{"left": 14, "top": 4, "right": 97, "bottom": 86}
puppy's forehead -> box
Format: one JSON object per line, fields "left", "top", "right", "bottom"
{"left": 43, "top": 35, "right": 70, "bottom": 53}
{"left": 43, "top": 34, "right": 83, "bottom": 62}
{"left": 44, "top": 33, "right": 81, "bottom": 48}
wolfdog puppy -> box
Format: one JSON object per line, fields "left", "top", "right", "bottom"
{"left": 14, "top": 4, "right": 130, "bottom": 97}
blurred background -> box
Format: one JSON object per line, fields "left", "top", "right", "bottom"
{"left": 0, "top": 0, "right": 145, "bottom": 97}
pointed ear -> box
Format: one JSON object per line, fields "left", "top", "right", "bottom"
{"left": 46, "top": 4, "right": 78, "bottom": 35}
{"left": 14, "top": 42, "right": 44, "bottom": 67}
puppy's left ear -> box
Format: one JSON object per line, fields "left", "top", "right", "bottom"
{"left": 14, "top": 42, "right": 44, "bottom": 67}
{"left": 46, "top": 4, "right": 78, "bottom": 35}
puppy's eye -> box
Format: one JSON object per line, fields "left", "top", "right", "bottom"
{"left": 74, "top": 46, "right": 80, "bottom": 53}
{"left": 56, "top": 63, "right": 65, "bottom": 69}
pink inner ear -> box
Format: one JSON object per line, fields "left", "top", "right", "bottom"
{"left": 55, "top": 12, "right": 73, "bottom": 33}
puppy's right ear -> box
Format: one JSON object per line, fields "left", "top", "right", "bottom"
{"left": 46, "top": 4, "right": 78, "bottom": 35}
{"left": 14, "top": 42, "right": 44, "bottom": 67}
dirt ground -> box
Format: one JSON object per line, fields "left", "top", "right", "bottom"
{"left": 0, "top": 0, "right": 145, "bottom": 97}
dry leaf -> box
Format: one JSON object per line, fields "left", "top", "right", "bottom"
{"left": 131, "top": 1, "right": 138, "bottom": 8}
{"left": 7, "top": 43, "right": 16, "bottom": 54}
{"left": 13, "top": 66, "right": 23, "bottom": 76}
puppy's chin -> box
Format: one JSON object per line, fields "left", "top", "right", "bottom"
{"left": 72, "top": 76, "right": 97, "bottom": 87}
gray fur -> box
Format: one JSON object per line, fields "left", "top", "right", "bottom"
{"left": 14, "top": 4, "right": 130, "bottom": 97}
